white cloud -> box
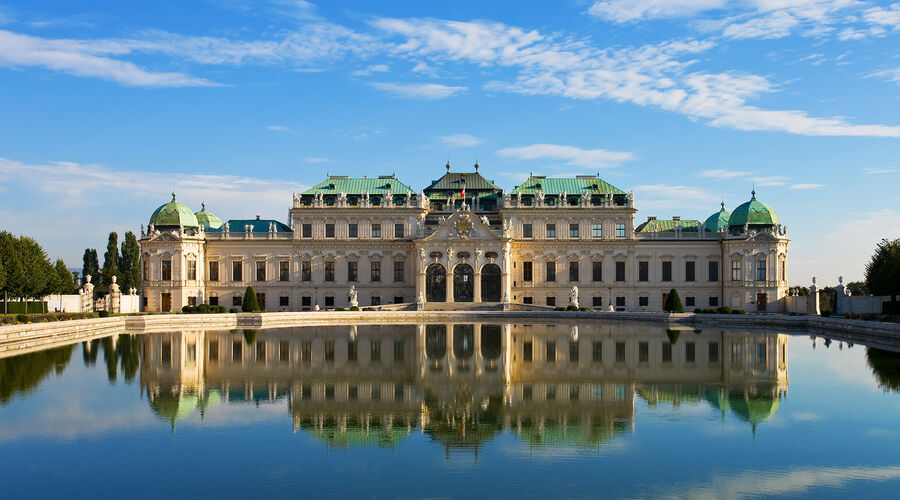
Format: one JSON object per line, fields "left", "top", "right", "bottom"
{"left": 369, "top": 81, "right": 466, "bottom": 99}
{"left": 0, "top": 29, "right": 218, "bottom": 87}
{"left": 723, "top": 11, "right": 799, "bottom": 39}
{"left": 434, "top": 134, "right": 485, "bottom": 147}
{"left": 755, "top": 175, "right": 789, "bottom": 186}
{"left": 495, "top": 143, "right": 635, "bottom": 169}
{"left": 632, "top": 183, "right": 718, "bottom": 210}
{"left": 789, "top": 183, "right": 825, "bottom": 189}
{"left": 864, "top": 3, "right": 900, "bottom": 30}
{"left": 698, "top": 169, "right": 752, "bottom": 179}
{"left": 266, "top": 125, "right": 293, "bottom": 133}
{"left": 304, "top": 157, "right": 329, "bottom": 163}
{"left": 864, "top": 167, "right": 899, "bottom": 174}
{"left": 587, "top": 0, "right": 727, "bottom": 22}
{"left": 351, "top": 63, "right": 389, "bottom": 76}
{"left": 868, "top": 66, "right": 900, "bottom": 84}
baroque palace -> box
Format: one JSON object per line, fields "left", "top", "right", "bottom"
{"left": 139, "top": 163, "right": 789, "bottom": 313}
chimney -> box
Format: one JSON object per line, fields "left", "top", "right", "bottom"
{"left": 672, "top": 216, "right": 681, "bottom": 221}
{"left": 647, "top": 216, "right": 657, "bottom": 221}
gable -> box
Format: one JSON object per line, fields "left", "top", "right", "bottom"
{"left": 423, "top": 211, "right": 501, "bottom": 242}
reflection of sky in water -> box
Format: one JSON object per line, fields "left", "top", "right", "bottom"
{"left": 1, "top": 326, "right": 899, "bottom": 498}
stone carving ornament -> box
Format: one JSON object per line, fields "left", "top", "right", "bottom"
{"left": 453, "top": 214, "right": 477, "bottom": 239}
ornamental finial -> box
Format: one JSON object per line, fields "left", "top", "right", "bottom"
{"left": 171, "top": 191, "right": 176, "bottom": 202}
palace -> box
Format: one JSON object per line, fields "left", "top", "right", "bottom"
{"left": 139, "top": 163, "right": 789, "bottom": 312}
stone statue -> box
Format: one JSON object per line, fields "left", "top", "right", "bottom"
{"left": 743, "top": 223, "right": 749, "bottom": 234}
{"left": 406, "top": 190, "right": 412, "bottom": 206}
{"left": 140, "top": 224, "right": 145, "bottom": 237}
{"left": 149, "top": 223, "right": 155, "bottom": 234}
{"left": 605, "top": 193, "right": 613, "bottom": 206}
{"left": 348, "top": 285, "right": 358, "bottom": 308}
{"left": 502, "top": 192, "right": 511, "bottom": 207}
{"left": 481, "top": 215, "right": 490, "bottom": 225}
{"left": 502, "top": 218, "right": 511, "bottom": 234}
{"left": 438, "top": 215, "right": 447, "bottom": 226}
{"left": 293, "top": 192, "right": 300, "bottom": 206}
{"left": 839, "top": 276, "right": 843, "bottom": 285}
{"left": 337, "top": 191, "right": 347, "bottom": 206}
{"left": 581, "top": 190, "right": 590, "bottom": 206}
{"left": 516, "top": 191, "right": 522, "bottom": 205}
{"left": 536, "top": 190, "right": 544, "bottom": 206}
{"left": 384, "top": 189, "right": 394, "bottom": 207}
{"left": 569, "top": 286, "right": 579, "bottom": 308}
{"left": 559, "top": 190, "right": 567, "bottom": 207}
{"left": 362, "top": 191, "right": 370, "bottom": 207}
{"left": 812, "top": 276, "right": 817, "bottom": 286}
{"left": 419, "top": 247, "right": 426, "bottom": 263}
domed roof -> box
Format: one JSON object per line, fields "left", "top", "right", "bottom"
{"left": 195, "top": 202, "right": 224, "bottom": 230}
{"left": 728, "top": 190, "right": 779, "bottom": 228}
{"left": 149, "top": 192, "right": 199, "bottom": 228}
{"left": 704, "top": 202, "right": 731, "bottom": 232}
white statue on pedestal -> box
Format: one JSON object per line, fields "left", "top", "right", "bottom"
{"left": 569, "top": 285, "right": 579, "bottom": 308}
{"left": 348, "top": 285, "right": 358, "bottom": 308}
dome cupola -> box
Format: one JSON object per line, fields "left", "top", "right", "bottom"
{"left": 195, "top": 202, "right": 224, "bottom": 230}
{"left": 149, "top": 192, "right": 200, "bottom": 228}
{"left": 728, "top": 190, "right": 779, "bottom": 230}
{"left": 704, "top": 201, "right": 731, "bottom": 232}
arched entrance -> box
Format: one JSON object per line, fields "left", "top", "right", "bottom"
{"left": 481, "top": 264, "right": 501, "bottom": 302}
{"left": 426, "top": 264, "right": 446, "bottom": 302}
{"left": 454, "top": 264, "right": 474, "bottom": 302}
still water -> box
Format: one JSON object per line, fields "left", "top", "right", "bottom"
{"left": 2, "top": 322, "right": 900, "bottom": 499}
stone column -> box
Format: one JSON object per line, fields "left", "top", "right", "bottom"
{"left": 415, "top": 324, "right": 426, "bottom": 379}
{"left": 474, "top": 324, "right": 483, "bottom": 375}
{"left": 446, "top": 268, "right": 454, "bottom": 303}
{"left": 473, "top": 270, "right": 482, "bottom": 302}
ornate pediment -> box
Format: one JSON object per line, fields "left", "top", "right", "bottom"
{"left": 149, "top": 232, "right": 180, "bottom": 242}
{"left": 746, "top": 232, "right": 780, "bottom": 243}
{"left": 423, "top": 211, "right": 500, "bottom": 242}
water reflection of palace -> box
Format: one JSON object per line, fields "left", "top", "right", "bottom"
{"left": 139, "top": 324, "right": 788, "bottom": 449}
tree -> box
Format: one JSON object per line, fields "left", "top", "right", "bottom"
{"left": 242, "top": 286, "right": 260, "bottom": 312}
{"left": 54, "top": 259, "right": 76, "bottom": 295}
{"left": 82, "top": 248, "right": 100, "bottom": 287}
{"left": 847, "top": 281, "right": 869, "bottom": 296}
{"left": 0, "top": 231, "right": 25, "bottom": 313}
{"left": 18, "top": 236, "right": 53, "bottom": 311}
{"left": 118, "top": 231, "right": 141, "bottom": 292}
{"left": 865, "top": 238, "right": 900, "bottom": 313}
{"left": 664, "top": 289, "right": 684, "bottom": 313}
{"left": 101, "top": 232, "right": 121, "bottom": 291}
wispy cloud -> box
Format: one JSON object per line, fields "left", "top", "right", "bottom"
{"left": 698, "top": 169, "right": 752, "bottom": 179}
{"left": 266, "top": 125, "right": 294, "bottom": 133}
{"left": 587, "top": 0, "right": 727, "bottom": 23}
{"left": 495, "top": 143, "right": 635, "bottom": 169}
{"left": 755, "top": 175, "right": 789, "bottom": 186}
{"left": 304, "top": 157, "right": 329, "bottom": 163}
{"left": 351, "top": 63, "right": 389, "bottom": 76}
{"left": 789, "top": 183, "right": 825, "bottom": 189}
{"left": 434, "top": 134, "right": 485, "bottom": 147}
{"left": 864, "top": 167, "right": 899, "bottom": 174}
{"left": 369, "top": 81, "right": 466, "bottom": 99}
{"left": 632, "top": 183, "right": 718, "bottom": 210}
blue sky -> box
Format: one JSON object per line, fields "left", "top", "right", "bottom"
{"left": 0, "top": 0, "right": 899, "bottom": 284}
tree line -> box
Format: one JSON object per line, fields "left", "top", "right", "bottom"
{"left": 0, "top": 231, "right": 77, "bottom": 313}
{"left": 81, "top": 231, "right": 141, "bottom": 294}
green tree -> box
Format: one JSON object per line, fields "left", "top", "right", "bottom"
{"left": 865, "top": 238, "right": 900, "bottom": 313}
{"left": 664, "top": 289, "right": 684, "bottom": 313}
{"left": 18, "top": 236, "right": 53, "bottom": 311}
{"left": 847, "top": 281, "right": 869, "bottom": 296}
{"left": 54, "top": 259, "right": 76, "bottom": 294}
{"left": 101, "top": 232, "right": 121, "bottom": 291}
{"left": 0, "top": 231, "right": 25, "bottom": 313}
{"left": 118, "top": 231, "right": 141, "bottom": 292}
{"left": 82, "top": 248, "right": 100, "bottom": 287}
{"left": 242, "top": 286, "right": 260, "bottom": 312}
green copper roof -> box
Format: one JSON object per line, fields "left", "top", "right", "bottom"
{"left": 424, "top": 166, "right": 502, "bottom": 193}
{"left": 729, "top": 191, "right": 779, "bottom": 228}
{"left": 510, "top": 175, "right": 625, "bottom": 196}
{"left": 303, "top": 175, "right": 414, "bottom": 195}
{"left": 149, "top": 192, "right": 200, "bottom": 227}
{"left": 635, "top": 219, "right": 701, "bottom": 233}
{"left": 195, "top": 202, "right": 224, "bottom": 230}
{"left": 704, "top": 202, "right": 731, "bottom": 232}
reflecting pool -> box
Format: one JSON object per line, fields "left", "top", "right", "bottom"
{"left": 2, "top": 323, "right": 900, "bottom": 498}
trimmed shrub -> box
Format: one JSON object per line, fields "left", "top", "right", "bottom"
{"left": 229, "top": 307, "right": 240, "bottom": 314}
{"left": 182, "top": 305, "right": 195, "bottom": 314}
{"left": 663, "top": 289, "right": 684, "bottom": 313}
{"left": 98, "top": 310, "right": 110, "bottom": 318}
{"left": 349, "top": 306, "right": 359, "bottom": 311}
{"left": 694, "top": 308, "right": 703, "bottom": 314}
{"left": 566, "top": 304, "right": 578, "bottom": 311}
{"left": 197, "top": 303, "right": 210, "bottom": 314}
{"left": 214, "top": 305, "right": 227, "bottom": 313}
{"left": 242, "top": 286, "right": 260, "bottom": 312}
{"left": 732, "top": 309, "right": 746, "bottom": 314}
{"left": 16, "top": 313, "right": 28, "bottom": 324}
{"left": 717, "top": 306, "right": 732, "bottom": 314}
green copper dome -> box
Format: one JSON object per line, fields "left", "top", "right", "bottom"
{"left": 195, "top": 202, "right": 224, "bottom": 230}
{"left": 704, "top": 202, "right": 731, "bottom": 232}
{"left": 728, "top": 190, "right": 779, "bottom": 229}
{"left": 149, "top": 192, "right": 199, "bottom": 228}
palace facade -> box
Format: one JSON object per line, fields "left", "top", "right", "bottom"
{"left": 139, "top": 163, "right": 789, "bottom": 312}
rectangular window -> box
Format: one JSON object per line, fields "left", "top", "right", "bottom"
{"left": 639, "top": 296, "right": 648, "bottom": 307}
{"left": 569, "top": 261, "right": 579, "bottom": 282}
{"left": 757, "top": 342, "right": 767, "bottom": 365}
{"left": 639, "top": 261, "right": 649, "bottom": 282}
{"left": 279, "top": 296, "right": 289, "bottom": 307}
{"left": 686, "top": 261, "right": 696, "bottom": 282}
{"left": 232, "top": 295, "right": 242, "bottom": 307}
{"left": 523, "top": 223, "right": 533, "bottom": 238}
{"left": 732, "top": 261, "right": 742, "bottom": 281}
{"left": 393, "top": 261, "right": 404, "bottom": 282}
{"left": 324, "top": 261, "right": 334, "bottom": 282}
{"left": 685, "top": 296, "right": 695, "bottom": 307}
{"left": 709, "top": 261, "right": 719, "bottom": 282}
{"left": 347, "top": 340, "right": 357, "bottom": 362}
{"left": 186, "top": 260, "right": 197, "bottom": 281}
{"left": 348, "top": 261, "right": 358, "bottom": 282}
{"left": 187, "top": 296, "right": 197, "bottom": 307}
{"left": 279, "top": 261, "right": 289, "bottom": 282}
{"left": 256, "top": 261, "right": 266, "bottom": 282}
{"left": 616, "top": 296, "right": 625, "bottom": 308}
{"left": 300, "top": 223, "right": 311, "bottom": 238}
{"left": 394, "top": 296, "right": 403, "bottom": 304}
{"left": 394, "top": 223, "right": 404, "bottom": 239}
{"left": 301, "top": 261, "right": 311, "bottom": 282}
{"left": 686, "top": 342, "right": 696, "bottom": 363}
{"left": 662, "top": 261, "right": 672, "bottom": 282}
{"left": 348, "top": 223, "right": 358, "bottom": 238}
{"left": 371, "top": 223, "right": 381, "bottom": 238}
{"left": 592, "top": 223, "right": 602, "bottom": 238}
{"left": 708, "top": 296, "right": 719, "bottom": 307}
{"left": 639, "top": 342, "right": 649, "bottom": 362}
{"left": 616, "top": 223, "right": 625, "bottom": 238}
{"left": 592, "top": 296, "right": 602, "bottom": 307}
{"left": 394, "top": 340, "right": 405, "bottom": 363}
{"left": 756, "top": 260, "right": 767, "bottom": 281}
{"left": 615, "top": 261, "right": 625, "bottom": 282}
{"left": 208, "top": 340, "right": 219, "bottom": 364}
{"left": 325, "top": 223, "right": 335, "bottom": 238}
{"left": 523, "top": 297, "right": 533, "bottom": 304}
{"left": 592, "top": 341, "right": 602, "bottom": 362}
{"left": 209, "top": 296, "right": 218, "bottom": 306}
{"left": 371, "top": 296, "right": 381, "bottom": 306}
{"left": 546, "top": 223, "right": 556, "bottom": 238}
{"left": 569, "top": 223, "right": 579, "bottom": 238}
{"left": 324, "top": 296, "right": 334, "bottom": 307}
{"left": 371, "top": 340, "right": 381, "bottom": 362}
{"left": 709, "top": 342, "right": 719, "bottom": 363}
{"left": 615, "top": 342, "right": 625, "bottom": 362}
{"left": 523, "top": 341, "right": 533, "bottom": 362}
{"left": 592, "top": 261, "right": 602, "bottom": 281}
{"left": 301, "top": 296, "right": 311, "bottom": 307}
{"left": 208, "top": 261, "right": 219, "bottom": 282}
{"left": 371, "top": 261, "right": 381, "bottom": 282}
{"left": 569, "top": 341, "right": 579, "bottom": 363}
{"left": 546, "top": 341, "right": 556, "bottom": 363}
{"left": 523, "top": 261, "right": 533, "bottom": 282}
{"left": 142, "top": 260, "right": 148, "bottom": 281}
{"left": 780, "top": 260, "right": 786, "bottom": 282}
{"left": 546, "top": 296, "right": 556, "bottom": 307}
{"left": 546, "top": 262, "right": 556, "bottom": 282}
{"left": 662, "top": 342, "right": 672, "bottom": 363}
{"left": 161, "top": 260, "right": 172, "bottom": 281}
